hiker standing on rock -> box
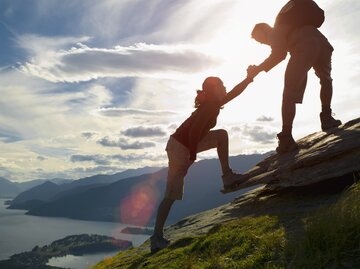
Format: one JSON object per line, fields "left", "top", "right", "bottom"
{"left": 150, "top": 76, "right": 252, "bottom": 253}
{"left": 247, "top": 0, "right": 341, "bottom": 153}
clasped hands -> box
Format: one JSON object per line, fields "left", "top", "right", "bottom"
{"left": 247, "top": 65, "right": 262, "bottom": 80}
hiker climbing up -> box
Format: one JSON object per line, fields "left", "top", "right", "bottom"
{"left": 150, "top": 76, "right": 252, "bottom": 253}
{"left": 247, "top": 0, "right": 342, "bottom": 153}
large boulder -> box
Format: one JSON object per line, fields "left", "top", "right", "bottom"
{"left": 234, "top": 117, "right": 360, "bottom": 191}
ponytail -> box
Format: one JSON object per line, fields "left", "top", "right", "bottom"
{"left": 194, "top": 89, "right": 206, "bottom": 108}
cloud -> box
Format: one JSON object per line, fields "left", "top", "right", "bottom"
{"left": 81, "top": 132, "right": 97, "bottom": 139}
{"left": 70, "top": 152, "right": 165, "bottom": 166}
{"left": 70, "top": 154, "right": 110, "bottom": 165}
{"left": 111, "top": 153, "right": 164, "bottom": 162}
{"left": 16, "top": 34, "right": 91, "bottom": 56}
{"left": 122, "top": 126, "right": 166, "bottom": 137}
{"left": 18, "top": 41, "right": 218, "bottom": 82}
{"left": 71, "top": 166, "right": 119, "bottom": 176}
{"left": 256, "top": 116, "right": 274, "bottom": 122}
{"left": 0, "top": 128, "right": 23, "bottom": 143}
{"left": 97, "top": 136, "right": 156, "bottom": 150}
{"left": 0, "top": 165, "right": 12, "bottom": 179}
{"left": 326, "top": 1, "right": 360, "bottom": 47}
{"left": 231, "top": 125, "right": 277, "bottom": 144}
{"left": 242, "top": 126, "right": 276, "bottom": 144}
{"left": 98, "top": 107, "right": 176, "bottom": 117}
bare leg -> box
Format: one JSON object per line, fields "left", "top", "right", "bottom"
{"left": 320, "top": 79, "right": 332, "bottom": 112}
{"left": 281, "top": 97, "right": 296, "bottom": 135}
{"left": 196, "top": 129, "right": 232, "bottom": 175}
{"left": 153, "top": 197, "right": 175, "bottom": 236}
{"left": 215, "top": 129, "right": 232, "bottom": 175}
{"left": 313, "top": 47, "right": 333, "bottom": 112}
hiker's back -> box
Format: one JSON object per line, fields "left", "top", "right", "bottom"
{"left": 288, "top": 26, "right": 333, "bottom": 52}
{"left": 275, "top": 0, "right": 325, "bottom": 29}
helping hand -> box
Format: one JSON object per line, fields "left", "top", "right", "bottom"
{"left": 247, "top": 65, "right": 261, "bottom": 79}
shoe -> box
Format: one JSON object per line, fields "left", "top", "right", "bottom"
{"left": 276, "top": 132, "right": 298, "bottom": 154}
{"left": 150, "top": 234, "right": 170, "bottom": 253}
{"left": 320, "top": 110, "right": 342, "bottom": 131}
{"left": 222, "top": 170, "right": 245, "bottom": 189}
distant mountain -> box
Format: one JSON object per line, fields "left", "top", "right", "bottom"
{"left": 0, "top": 178, "right": 72, "bottom": 199}
{"left": 26, "top": 154, "right": 268, "bottom": 225}
{"left": 9, "top": 181, "right": 61, "bottom": 209}
{"left": 0, "top": 177, "right": 21, "bottom": 198}
{"left": 69, "top": 166, "right": 162, "bottom": 187}
{"left": 9, "top": 166, "right": 163, "bottom": 208}
{"left": 16, "top": 179, "right": 67, "bottom": 192}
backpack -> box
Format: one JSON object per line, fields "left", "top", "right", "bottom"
{"left": 275, "top": 0, "right": 325, "bottom": 28}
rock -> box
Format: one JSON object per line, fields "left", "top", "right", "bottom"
{"left": 234, "top": 117, "right": 360, "bottom": 191}
{"left": 163, "top": 117, "right": 360, "bottom": 242}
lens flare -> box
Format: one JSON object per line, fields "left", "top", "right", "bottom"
{"left": 120, "top": 180, "right": 160, "bottom": 227}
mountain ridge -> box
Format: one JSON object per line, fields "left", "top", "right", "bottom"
{"left": 22, "top": 154, "right": 267, "bottom": 225}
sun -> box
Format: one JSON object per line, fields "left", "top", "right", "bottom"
{"left": 193, "top": 1, "right": 287, "bottom": 124}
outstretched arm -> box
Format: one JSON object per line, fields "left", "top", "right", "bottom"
{"left": 221, "top": 77, "right": 253, "bottom": 105}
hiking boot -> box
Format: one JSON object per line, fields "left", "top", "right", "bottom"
{"left": 320, "top": 111, "right": 342, "bottom": 131}
{"left": 276, "top": 132, "right": 298, "bottom": 154}
{"left": 150, "top": 234, "right": 170, "bottom": 253}
{"left": 222, "top": 170, "right": 245, "bottom": 190}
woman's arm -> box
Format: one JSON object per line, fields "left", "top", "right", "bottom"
{"left": 221, "top": 77, "right": 253, "bottom": 105}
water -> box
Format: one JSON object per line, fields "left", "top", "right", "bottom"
{"left": 0, "top": 199, "right": 150, "bottom": 268}
{"left": 47, "top": 252, "right": 119, "bottom": 269}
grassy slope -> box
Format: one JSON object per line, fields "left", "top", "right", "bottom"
{"left": 93, "top": 182, "right": 360, "bottom": 269}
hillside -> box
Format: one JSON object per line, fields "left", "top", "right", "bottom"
{"left": 92, "top": 117, "right": 360, "bottom": 268}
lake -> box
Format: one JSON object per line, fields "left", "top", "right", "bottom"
{"left": 0, "top": 199, "right": 149, "bottom": 268}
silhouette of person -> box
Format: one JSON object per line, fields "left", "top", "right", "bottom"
{"left": 247, "top": 0, "right": 341, "bottom": 153}
{"left": 150, "top": 76, "right": 251, "bottom": 253}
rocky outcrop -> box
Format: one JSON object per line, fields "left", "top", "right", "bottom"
{"left": 164, "top": 117, "right": 360, "bottom": 242}
{"left": 232, "top": 117, "right": 360, "bottom": 191}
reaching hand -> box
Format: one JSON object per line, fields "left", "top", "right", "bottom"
{"left": 247, "top": 65, "right": 261, "bottom": 79}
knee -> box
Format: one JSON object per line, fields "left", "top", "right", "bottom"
{"left": 216, "top": 129, "right": 228, "bottom": 142}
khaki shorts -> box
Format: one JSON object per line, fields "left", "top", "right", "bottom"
{"left": 164, "top": 130, "right": 222, "bottom": 200}
{"left": 284, "top": 27, "right": 333, "bottom": 104}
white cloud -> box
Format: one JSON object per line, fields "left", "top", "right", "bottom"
{"left": 97, "top": 136, "right": 156, "bottom": 150}
{"left": 18, "top": 41, "right": 218, "bottom": 82}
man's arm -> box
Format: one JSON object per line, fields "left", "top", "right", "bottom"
{"left": 247, "top": 47, "right": 287, "bottom": 78}
{"left": 248, "top": 25, "right": 291, "bottom": 78}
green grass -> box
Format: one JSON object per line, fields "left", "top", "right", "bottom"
{"left": 93, "top": 215, "right": 286, "bottom": 269}
{"left": 93, "top": 181, "right": 360, "bottom": 269}
{"left": 290, "top": 181, "right": 360, "bottom": 268}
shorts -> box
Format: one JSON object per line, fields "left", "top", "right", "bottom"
{"left": 164, "top": 131, "right": 221, "bottom": 200}
{"left": 284, "top": 26, "right": 333, "bottom": 104}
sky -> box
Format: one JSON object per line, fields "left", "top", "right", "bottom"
{"left": 0, "top": 0, "right": 359, "bottom": 182}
